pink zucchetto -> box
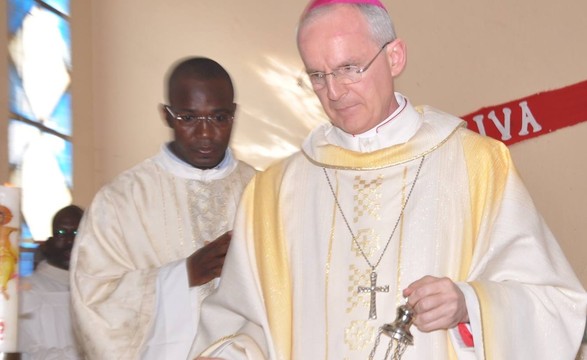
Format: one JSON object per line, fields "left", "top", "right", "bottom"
{"left": 304, "top": 0, "right": 387, "bottom": 14}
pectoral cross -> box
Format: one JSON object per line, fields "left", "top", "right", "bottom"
{"left": 358, "top": 271, "right": 389, "bottom": 320}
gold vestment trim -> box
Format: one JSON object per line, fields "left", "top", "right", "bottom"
{"left": 302, "top": 121, "right": 465, "bottom": 170}
{"left": 252, "top": 165, "right": 292, "bottom": 360}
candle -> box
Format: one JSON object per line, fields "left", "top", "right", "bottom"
{"left": 0, "top": 185, "right": 21, "bottom": 354}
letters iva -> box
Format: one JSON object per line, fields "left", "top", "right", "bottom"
{"left": 472, "top": 101, "right": 543, "bottom": 141}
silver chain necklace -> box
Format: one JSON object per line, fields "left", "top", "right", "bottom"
{"left": 322, "top": 156, "right": 425, "bottom": 320}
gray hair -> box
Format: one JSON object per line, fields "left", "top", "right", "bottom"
{"left": 297, "top": 4, "right": 397, "bottom": 48}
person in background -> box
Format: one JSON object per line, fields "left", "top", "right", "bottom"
{"left": 70, "top": 57, "right": 256, "bottom": 359}
{"left": 19, "top": 205, "right": 84, "bottom": 360}
{"left": 189, "top": 0, "right": 587, "bottom": 359}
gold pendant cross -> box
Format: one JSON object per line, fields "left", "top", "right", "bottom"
{"left": 358, "top": 271, "right": 389, "bottom": 320}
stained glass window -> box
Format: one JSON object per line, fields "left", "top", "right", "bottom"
{"left": 7, "top": 0, "right": 72, "bottom": 274}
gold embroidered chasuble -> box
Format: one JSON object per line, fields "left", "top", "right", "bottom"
{"left": 70, "top": 147, "right": 256, "bottom": 359}
{"left": 191, "top": 104, "right": 587, "bottom": 360}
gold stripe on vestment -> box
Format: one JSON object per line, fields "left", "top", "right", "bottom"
{"left": 463, "top": 133, "right": 510, "bottom": 360}
{"left": 303, "top": 121, "right": 465, "bottom": 171}
{"left": 252, "top": 164, "right": 292, "bottom": 360}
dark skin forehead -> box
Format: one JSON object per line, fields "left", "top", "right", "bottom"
{"left": 168, "top": 75, "right": 234, "bottom": 108}
{"left": 166, "top": 57, "right": 234, "bottom": 103}
{"left": 52, "top": 205, "right": 83, "bottom": 233}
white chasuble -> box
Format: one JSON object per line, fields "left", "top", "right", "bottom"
{"left": 321, "top": 163, "right": 427, "bottom": 359}
{"left": 190, "top": 99, "right": 587, "bottom": 360}
{"left": 70, "top": 146, "right": 255, "bottom": 359}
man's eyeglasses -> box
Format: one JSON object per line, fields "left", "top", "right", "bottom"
{"left": 163, "top": 105, "right": 233, "bottom": 129}
{"left": 303, "top": 41, "right": 392, "bottom": 90}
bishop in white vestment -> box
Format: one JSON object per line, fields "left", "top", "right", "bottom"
{"left": 190, "top": 96, "right": 587, "bottom": 360}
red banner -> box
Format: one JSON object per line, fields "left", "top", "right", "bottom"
{"left": 461, "top": 80, "right": 587, "bottom": 146}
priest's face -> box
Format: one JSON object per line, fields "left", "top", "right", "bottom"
{"left": 44, "top": 208, "right": 83, "bottom": 270}
{"left": 298, "top": 5, "right": 404, "bottom": 135}
{"left": 165, "top": 76, "right": 235, "bottom": 169}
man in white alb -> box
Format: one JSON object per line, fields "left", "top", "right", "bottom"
{"left": 70, "top": 57, "right": 256, "bottom": 359}
{"left": 19, "top": 205, "right": 84, "bottom": 359}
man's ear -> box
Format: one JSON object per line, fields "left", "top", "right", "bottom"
{"left": 386, "top": 38, "right": 407, "bottom": 77}
{"left": 160, "top": 104, "right": 173, "bottom": 128}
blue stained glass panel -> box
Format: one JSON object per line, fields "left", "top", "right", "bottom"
{"left": 9, "top": 5, "right": 72, "bottom": 124}
{"left": 55, "top": 140, "right": 73, "bottom": 188}
{"left": 8, "top": 119, "right": 38, "bottom": 168}
{"left": 8, "top": 120, "right": 72, "bottom": 187}
{"left": 44, "top": 0, "right": 70, "bottom": 16}
{"left": 48, "top": 92, "right": 72, "bottom": 136}
{"left": 8, "top": 0, "right": 74, "bottom": 244}
{"left": 56, "top": 13, "right": 72, "bottom": 68}
{"left": 9, "top": 65, "right": 36, "bottom": 121}
{"left": 7, "top": 0, "right": 34, "bottom": 35}
{"left": 20, "top": 223, "right": 33, "bottom": 245}
{"left": 19, "top": 250, "right": 36, "bottom": 277}
{"left": 36, "top": 6, "right": 72, "bottom": 71}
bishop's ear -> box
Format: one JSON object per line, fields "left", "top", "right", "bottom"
{"left": 387, "top": 38, "right": 407, "bottom": 77}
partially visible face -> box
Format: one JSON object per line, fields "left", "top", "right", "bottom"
{"left": 298, "top": 5, "right": 399, "bottom": 135}
{"left": 164, "top": 77, "right": 235, "bottom": 169}
{"left": 44, "top": 211, "right": 82, "bottom": 270}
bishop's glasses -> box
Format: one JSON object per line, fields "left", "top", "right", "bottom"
{"left": 304, "top": 41, "right": 392, "bottom": 90}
